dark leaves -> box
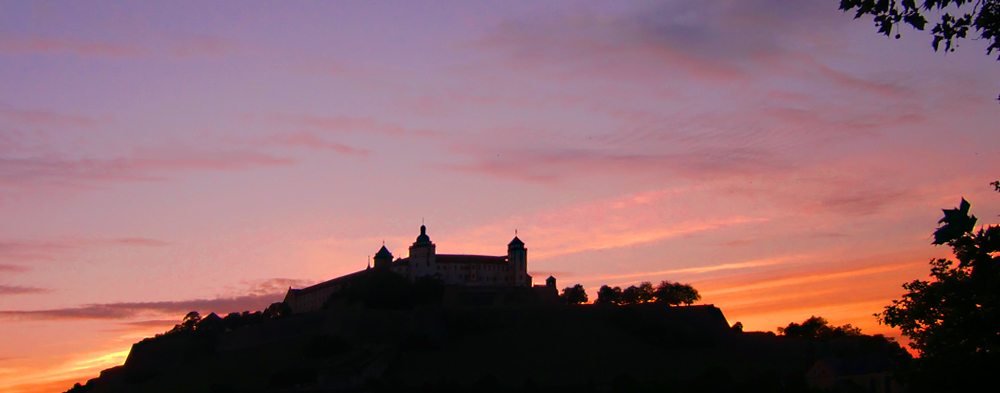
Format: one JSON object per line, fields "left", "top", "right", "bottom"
{"left": 933, "top": 198, "right": 977, "bottom": 245}
{"left": 841, "top": 0, "right": 999, "bottom": 59}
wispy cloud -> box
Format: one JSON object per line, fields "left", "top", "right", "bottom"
{"left": 248, "top": 114, "right": 438, "bottom": 138}
{"left": 0, "top": 285, "right": 49, "bottom": 296}
{"left": 0, "top": 33, "right": 145, "bottom": 57}
{"left": 237, "top": 278, "right": 317, "bottom": 297}
{"left": 103, "top": 319, "right": 182, "bottom": 333}
{"left": 254, "top": 133, "right": 371, "bottom": 155}
{"left": 0, "top": 293, "right": 284, "bottom": 321}
{"left": 0, "top": 240, "right": 78, "bottom": 262}
{"left": 472, "top": 0, "right": 847, "bottom": 84}
{"left": 0, "top": 149, "right": 294, "bottom": 191}
{"left": 0, "top": 265, "right": 29, "bottom": 273}
{"left": 106, "top": 238, "right": 169, "bottom": 247}
{"left": 169, "top": 36, "right": 240, "bottom": 59}
{"left": 446, "top": 187, "right": 769, "bottom": 260}
{"left": 701, "top": 262, "right": 921, "bottom": 296}
{"left": 0, "top": 108, "right": 112, "bottom": 128}
{"left": 443, "top": 145, "right": 786, "bottom": 184}
{"left": 574, "top": 255, "right": 810, "bottom": 285}
{"left": 0, "top": 237, "right": 169, "bottom": 263}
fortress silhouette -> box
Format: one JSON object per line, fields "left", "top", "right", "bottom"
{"left": 284, "top": 225, "right": 544, "bottom": 313}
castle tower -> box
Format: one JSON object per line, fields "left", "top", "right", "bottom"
{"left": 408, "top": 225, "right": 436, "bottom": 279}
{"left": 373, "top": 245, "right": 393, "bottom": 269}
{"left": 508, "top": 235, "right": 530, "bottom": 287}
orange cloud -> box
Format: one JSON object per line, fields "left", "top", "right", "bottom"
{"left": 574, "top": 254, "right": 810, "bottom": 285}
{"left": 700, "top": 262, "right": 921, "bottom": 296}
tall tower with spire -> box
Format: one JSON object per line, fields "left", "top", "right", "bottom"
{"left": 508, "top": 234, "right": 530, "bottom": 287}
{"left": 408, "top": 224, "right": 437, "bottom": 280}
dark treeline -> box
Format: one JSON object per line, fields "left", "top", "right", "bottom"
{"left": 136, "top": 300, "right": 294, "bottom": 344}
{"left": 776, "top": 316, "right": 861, "bottom": 339}
{"left": 559, "top": 280, "right": 701, "bottom": 306}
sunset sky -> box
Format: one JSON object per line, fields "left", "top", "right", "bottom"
{"left": 1, "top": 1, "right": 999, "bottom": 392}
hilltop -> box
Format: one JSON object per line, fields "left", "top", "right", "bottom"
{"left": 65, "top": 297, "right": 907, "bottom": 393}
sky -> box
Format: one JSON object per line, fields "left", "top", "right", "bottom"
{"left": 1, "top": 1, "right": 998, "bottom": 391}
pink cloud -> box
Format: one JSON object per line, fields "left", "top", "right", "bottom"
{"left": 0, "top": 237, "right": 167, "bottom": 264}
{"left": 290, "top": 114, "right": 437, "bottom": 137}
{"left": 0, "top": 285, "right": 50, "bottom": 296}
{"left": 255, "top": 132, "right": 371, "bottom": 155}
{"left": 236, "top": 278, "right": 317, "bottom": 297}
{"left": 470, "top": 19, "right": 746, "bottom": 84}
{"left": 0, "top": 33, "right": 145, "bottom": 57}
{"left": 169, "top": 36, "right": 239, "bottom": 59}
{"left": 105, "top": 238, "right": 170, "bottom": 247}
{"left": 442, "top": 144, "right": 786, "bottom": 184}
{"left": 0, "top": 240, "right": 79, "bottom": 262}
{"left": 575, "top": 255, "right": 808, "bottom": 285}
{"left": 286, "top": 59, "right": 350, "bottom": 76}
{"left": 243, "top": 114, "right": 438, "bottom": 138}
{"left": 0, "top": 148, "right": 294, "bottom": 192}
{"left": 0, "top": 264, "right": 30, "bottom": 273}
{"left": 0, "top": 108, "right": 112, "bottom": 128}
{"left": 0, "top": 293, "right": 284, "bottom": 321}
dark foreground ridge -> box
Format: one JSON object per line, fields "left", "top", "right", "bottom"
{"left": 66, "top": 300, "right": 907, "bottom": 393}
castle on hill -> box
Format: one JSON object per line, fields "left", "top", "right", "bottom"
{"left": 283, "top": 225, "right": 536, "bottom": 313}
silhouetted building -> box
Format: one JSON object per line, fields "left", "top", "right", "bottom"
{"left": 283, "top": 225, "right": 533, "bottom": 313}
{"left": 806, "top": 355, "right": 903, "bottom": 393}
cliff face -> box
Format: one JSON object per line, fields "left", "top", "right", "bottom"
{"left": 68, "top": 303, "right": 897, "bottom": 393}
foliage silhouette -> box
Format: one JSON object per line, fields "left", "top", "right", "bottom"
{"left": 877, "top": 198, "right": 1000, "bottom": 392}
{"left": 777, "top": 316, "right": 862, "bottom": 338}
{"left": 595, "top": 285, "right": 623, "bottom": 305}
{"left": 653, "top": 281, "right": 701, "bottom": 306}
{"left": 594, "top": 281, "right": 700, "bottom": 306}
{"left": 560, "top": 283, "right": 588, "bottom": 304}
{"left": 65, "top": 382, "right": 91, "bottom": 393}
{"left": 621, "top": 285, "right": 643, "bottom": 305}
{"left": 167, "top": 311, "right": 201, "bottom": 333}
{"left": 840, "top": 0, "right": 1000, "bottom": 57}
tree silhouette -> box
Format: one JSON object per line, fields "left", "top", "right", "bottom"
{"left": 595, "top": 285, "right": 623, "bottom": 305}
{"left": 877, "top": 198, "right": 1000, "bottom": 392}
{"left": 777, "top": 316, "right": 862, "bottom": 338}
{"left": 167, "top": 311, "right": 201, "bottom": 333}
{"left": 560, "top": 284, "right": 588, "bottom": 304}
{"left": 621, "top": 285, "right": 641, "bottom": 305}
{"left": 653, "top": 281, "right": 701, "bottom": 306}
{"left": 636, "top": 282, "right": 655, "bottom": 303}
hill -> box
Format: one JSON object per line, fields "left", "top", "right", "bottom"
{"left": 66, "top": 302, "right": 905, "bottom": 392}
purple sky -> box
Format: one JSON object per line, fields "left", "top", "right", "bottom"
{"left": 1, "top": 1, "right": 998, "bottom": 391}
